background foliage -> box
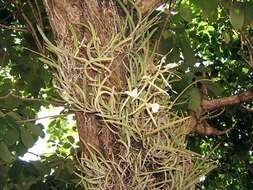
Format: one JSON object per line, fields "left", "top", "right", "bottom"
{"left": 0, "top": 0, "right": 253, "bottom": 189}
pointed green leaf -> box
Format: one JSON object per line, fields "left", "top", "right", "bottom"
{"left": 180, "top": 34, "right": 196, "bottom": 65}
{"left": 67, "top": 136, "right": 75, "bottom": 144}
{"left": 230, "top": 3, "right": 245, "bottom": 30}
{"left": 20, "top": 128, "right": 36, "bottom": 148}
{"left": 222, "top": 32, "right": 231, "bottom": 44}
{"left": 174, "top": 72, "right": 194, "bottom": 93}
{"left": 4, "top": 127, "right": 19, "bottom": 146}
{"left": 245, "top": 3, "right": 253, "bottom": 26}
{"left": 63, "top": 143, "right": 72, "bottom": 149}
{"left": 16, "top": 142, "right": 27, "bottom": 156}
{"left": 0, "top": 142, "right": 13, "bottom": 163}
{"left": 191, "top": 0, "right": 218, "bottom": 21}
{"left": 204, "top": 81, "right": 224, "bottom": 96}
{"left": 29, "top": 124, "right": 45, "bottom": 138}
{"left": 180, "top": 3, "right": 193, "bottom": 22}
{"left": 188, "top": 88, "right": 202, "bottom": 111}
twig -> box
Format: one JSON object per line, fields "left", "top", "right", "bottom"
{"left": 21, "top": 10, "right": 44, "bottom": 53}
{"left": 157, "top": 0, "right": 173, "bottom": 50}
{"left": 27, "top": 0, "right": 43, "bottom": 29}
{"left": 17, "top": 113, "right": 70, "bottom": 123}
{"left": 35, "top": 0, "right": 44, "bottom": 29}
{"left": 201, "top": 108, "right": 225, "bottom": 120}
{"left": 241, "top": 105, "right": 253, "bottom": 112}
{"left": 15, "top": 1, "right": 44, "bottom": 53}
{"left": 27, "top": 151, "right": 40, "bottom": 157}
{"left": 0, "top": 92, "right": 65, "bottom": 106}
{"left": 0, "top": 23, "right": 27, "bottom": 32}
{"left": 27, "top": 0, "right": 40, "bottom": 24}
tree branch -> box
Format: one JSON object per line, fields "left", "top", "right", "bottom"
{"left": 14, "top": 1, "right": 44, "bottom": 53}
{"left": 202, "top": 89, "right": 253, "bottom": 111}
{"left": 0, "top": 23, "right": 27, "bottom": 32}
{"left": 187, "top": 112, "right": 231, "bottom": 136}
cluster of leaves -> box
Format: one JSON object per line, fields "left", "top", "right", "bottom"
{"left": 158, "top": 0, "right": 253, "bottom": 111}
{"left": 0, "top": 1, "right": 81, "bottom": 189}
{"left": 156, "top": 0, "right": 253, "bottom": 189}
{"left": 47, "top": 116, "right": 78, "bottom": 157}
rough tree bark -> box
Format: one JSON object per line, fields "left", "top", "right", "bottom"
{"left": 43, "top": 0, "right": 119, "bottom": 158}
{"left": 42, "top": 0, "right": 165, "bottom": 159}
{"left": 202, "top": 89, "right": 253, "bottom": 111}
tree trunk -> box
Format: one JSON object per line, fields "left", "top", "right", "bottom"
{"left": 42, "top": 1, "right": 215, "bottom": 189}
{"left": 43, "top": 0, "right": 125, "bottom": 158}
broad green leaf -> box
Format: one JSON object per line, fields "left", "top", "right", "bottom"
{"left": 166, "top": 48, "right": 181, "bottom": 63}
{"left": 204, "top": 81, "right": 224, "bottom": 96}
{"left": 188, "top": 88, "right": 202, "bottom": 111}
{"left": 0, "top": 95, "right": 23, "bottom": 109}
{"left": 29, "top": 183, "right": 48, "bottom": 189}
{"left": 7, "top": 111, "right": 21, "bottom": 121}
{"left": 179, "top": 34, "right": 196, "bottom": 65}
{"left": 67, "top": 136, "right": 75, "bottom": 144}
{"left": 32, "top": 161, "right": 50, "bottom": 176}
{"left": 0, "top": 165, "right": 8, "bottom": 186}
{"left": 244, "top": 2, "right": 253, "bottom": 26}
{"left": 0, "top": 78, "right": 12, "bottom": 96}
{"left": 29, "top": 124, "right": 45, "bottom": 138}
{"left": 230, "top": 3, "right": 245, "bottom": 30}
{"left": 180, "top": 3, "right": 193, "bottom": 22}
{"left": 222, "top": 32, "right": 231, "bottom": 44}
{"left": 221, "top": 0, "right": 231, "bottom": 9}
{"left": 8, "top": 160, "right": 24, "bottom": 181}
{"left": 191, "top": 0, "right": 218, "bottom": 21}
{"left": 65, "top": 160, "right": 75, "bottom": 174}
{"left": 4, "top": 127, "right": 19, "bottom": 146}
{"left": 158, "top": 36, "right": 174, "bottom": 55}
{"left": 16, "top": 142, "right": 27, "bottom": 156}
{"left": 0, "top": 142, "right": 13, "bottom": 163}
{"left": 55, "top": 167, "right": 74, "bottom": 181}
{"left": 173, "top": 72, "right": 194, "bottom": 93}
{"left": 20, "top": 128, "right": 36, "bottom": 148}
{"left": 63, "top": 142, "right": 72, "bottom": 149}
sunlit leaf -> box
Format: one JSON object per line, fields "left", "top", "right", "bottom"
{"left": 180, "top": 3, "right": 193, "bottom": 22}
{"left": 63, "top": 142, "right": 72, "bottom": 149}
{"left": 222, "top": 32, "right": 231, "bottom": 44}
{"left": 67, "top": 136, "right": 75, "bottom": 144}
{"left": 191, "top": 0, "right": 218, "bottom": 21}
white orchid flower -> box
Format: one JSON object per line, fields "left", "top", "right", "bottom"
{"left": 125, "top": 88, "right": 138, "bottom": 98}
{"left": 164, "top": 63, "right": 178, "bottom": 69}
{"left": 148, "top": 103, "right": 160, "bottom": 113}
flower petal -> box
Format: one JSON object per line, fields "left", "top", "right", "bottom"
{"left": 125, "top": 88, "right": 138, "bottom": 98}
{"left": 148, "top": 103, "right": 160, "bottom": 113}
{"left": 164, "top": 63, "right": 178, "bottom": 69}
